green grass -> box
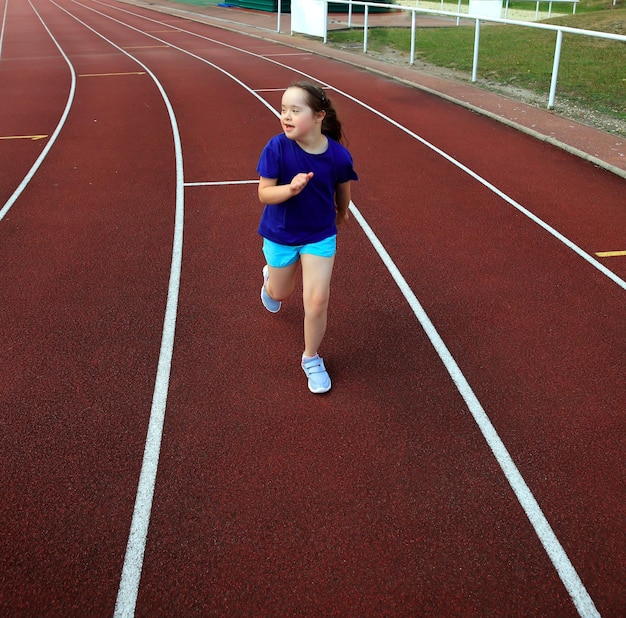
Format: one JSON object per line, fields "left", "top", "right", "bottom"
{"left": 327, "top": 5, "right": 626, "bottom": 122}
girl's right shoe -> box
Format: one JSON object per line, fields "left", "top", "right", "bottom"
{"left": 261, "top": 265, "right": 281, "bottom": 313}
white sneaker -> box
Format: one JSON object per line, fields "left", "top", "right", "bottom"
{"left": 261, "top": 265, "right": 281, "bottom": 313}
{"left": 301, "top": 354, "right": 331, "bottom": 394}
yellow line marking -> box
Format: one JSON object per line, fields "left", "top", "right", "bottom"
{"left": 79, "top": 71, "right": 146, "bottom": 77}
{"left": 0, "top": 134, "right": 48, "bottom": 141}
{"left": 595, "top": 250, "right": 626, "bottom": 258}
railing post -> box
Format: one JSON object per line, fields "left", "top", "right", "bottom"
{"left": 472, "top": 18, "right": 480, "bottom": 82}
{"left": 363, "top": 4, "right": 369, "bottom": 53}
{"left": 548, "top": 29, "right": 563, "bottom": 109}
{"left": 348, "top": 0, "right": 353, "bottom": 28}
{"left": 277, "top": 0, "right": 281, "bottom": 33}
{"left": 410, "top": 11, "right": 416, "bottom": 64}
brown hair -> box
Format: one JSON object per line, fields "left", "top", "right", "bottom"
{"left": 289, "top": 81, "right": 344, "bottom": 144}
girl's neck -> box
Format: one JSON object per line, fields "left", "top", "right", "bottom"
{"left": 296, "top": 133, "right": 328, "bottom": 155}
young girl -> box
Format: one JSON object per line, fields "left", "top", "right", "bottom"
{"left": 256, "top": 81, "right": 358, "bottom": 394}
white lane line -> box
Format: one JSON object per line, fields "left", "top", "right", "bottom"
{"left": 350, "top": 202, "right": 600, "bottom": 618}
{"left": 0, "top": 0, "right": 8, "bottom": 59}
{"left": 261, "top": 52, "right": 312, "bottom": 57}
{"left": 47, "top": 2, "right": 185, "bottom": 616}
{"left": 79, "top": 70, "right": 145, "bottom": 76}
{"left": 67, "top": 3, "right": 605, "bottom": 615}
{"left": 184, "top": 179, "right": 258, "bottom": 187}
{"left": 0, "top": 0, "right": 76, "bottom": 222}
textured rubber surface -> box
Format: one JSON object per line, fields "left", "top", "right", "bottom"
{"left": 0, "top": 0, "right": 623, "bottom": 615}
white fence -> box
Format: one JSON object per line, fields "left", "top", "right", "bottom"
{"left": 411, "top": 0, "right": 579, "bottom": 19}
{"left": 503, "top": 0, "right": 579, "bottom": 19}
{"left": 282, "top": 0, "right": 625, "bottom": 109}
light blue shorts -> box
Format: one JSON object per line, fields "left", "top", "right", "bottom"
{"left": 263, "top": 235, "right": 337, "bottom": 268}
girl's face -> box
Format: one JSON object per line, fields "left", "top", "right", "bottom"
{"left": 280, "top": 87, "right": 325, "bottom": 144}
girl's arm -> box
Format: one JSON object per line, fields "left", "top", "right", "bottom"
{"left": 258, "top": 173, "right": 313, "bottom": 205}
{"left": 335, "top": 181, "right": 351, "bottom": 224}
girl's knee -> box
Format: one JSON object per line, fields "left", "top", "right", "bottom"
{"left": 268, "top": 281, "right": 294, "bottom": 302}
{"left": 267, "top": 264, "right": 298, "bottom": 300}
{"left": 304, "top": 290, "right": 330, "bottom": 315}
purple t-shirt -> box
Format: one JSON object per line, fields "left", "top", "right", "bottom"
{"left": 257, "top": 134, "right": 358, "bottom": 246}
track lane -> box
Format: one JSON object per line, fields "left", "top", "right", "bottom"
{"left": 1, "top": 0, "right": 181, "bottom": 612}
{"left": 138, "top": 186, "right": 579, "bottom": 616}
{"left": 0, "top": 0, "right": 73, "bottom": 215}
{"left": 318, "top": 76, "right": 625, "bottom": 614}
{"left": 1, "top": 2, "right": 620, "bottom": 612}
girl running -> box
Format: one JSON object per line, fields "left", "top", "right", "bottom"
{"left": 257, "top": 81, "right": 358, "bottom": 393}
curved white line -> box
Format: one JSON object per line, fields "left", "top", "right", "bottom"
{"left": 0, "top": 0, "right": 8, "bottom": 58}
{"left": 43, "top": 2, "right": 185, "bottom": 615}
{"left": 0, "top": 0, "right": 76, "bottom": 222}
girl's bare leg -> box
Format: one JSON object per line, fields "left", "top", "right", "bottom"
{"left": 265, "top": 262, "right": 299, "bottom": 301}
{"left": 300, "top": 253, "right": 335, "bottom": 358}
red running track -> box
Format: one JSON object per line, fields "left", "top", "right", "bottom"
{"left": 0, "top": 0, "right": 624, "bottom": 615}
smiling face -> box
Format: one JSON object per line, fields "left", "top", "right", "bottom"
{"left": 280, "top": 87, "right": 325, "bottom": 147}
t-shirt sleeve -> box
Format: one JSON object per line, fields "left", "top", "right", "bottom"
{"left": 257, "top": 137, "right": 280, "bottom": 179}
{"left": 335, "top": 143, "right": 358, "bottom": 183}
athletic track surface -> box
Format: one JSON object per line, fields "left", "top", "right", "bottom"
{"left": 0, "top": 0, "right": 624, "bottom": 615}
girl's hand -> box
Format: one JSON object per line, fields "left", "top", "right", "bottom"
{"left": 289, "top": 172, "right": 314, "bottom": 195}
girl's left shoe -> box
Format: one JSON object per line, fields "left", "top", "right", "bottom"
{"left": 261, "top": 265, "right": 281, "bottom": 313}
{"left": 301, "top": 354, "right": 331, "bottom": 394}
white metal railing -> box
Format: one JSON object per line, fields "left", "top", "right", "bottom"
{"left": 413, "top": 0, "right": 578, "bottom": 13}
{"left": 410, "top": 0, "right": 578, "bottom": 20}
{"left": 283, "top": 0, "right": 626, "bottom": 109}
{"left": 503, "top": 0, "right": 579, "bottom": 20}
